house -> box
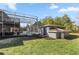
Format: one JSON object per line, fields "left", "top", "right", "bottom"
{"left": 40, "top": 24, "right": 69, "bottom": 39}
{"left": 0, "top": 10, "right": 20, "bottom": 36}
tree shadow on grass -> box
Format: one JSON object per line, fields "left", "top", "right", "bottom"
{"left": 0, "top": 52, "right": 4, "bottom": 55}
{"left": 0, "top": 34, "right": 43, "bottom": 49}
{"left": 22, "top": 37, "right": 43, "bottom": 41}
{"left": 0, "top": 38, "right": 24, "bottom": 49}
{"left": 65, "top": 34, "right": 79, "bottom": 40}
{"left": 0, "top": 42, "right": 24, "bottom": 49}
{"left": 21, "top": 34, "right": 44, "bottom": 41}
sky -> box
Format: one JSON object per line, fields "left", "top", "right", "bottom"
{"left": 0, "top": 3, "right": 79, "bottom": 26}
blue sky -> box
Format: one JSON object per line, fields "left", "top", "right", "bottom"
{"left": 0, "top": 3, "right": 79, "bottom": 25}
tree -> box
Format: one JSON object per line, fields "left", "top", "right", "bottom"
{"left": 54, "top": 17, "right": 62, "bottom": 25}
{"left": 62, "top": 14, "right": 71, "bottom": 23}
{"left": 40, "top": 14, "right": 78, "bottom": 32}
{"left": 62, "top": 14, "right": 73, "bottom": 30}
{"left": 41, "top": 16, "right": 54, "bottom": 25}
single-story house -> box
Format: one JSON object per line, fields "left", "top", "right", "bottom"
{"left": 40, "top": 24, "right": 70, "bottom": 39}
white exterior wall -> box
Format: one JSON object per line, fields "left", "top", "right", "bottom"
{"left": 48, "top": 32, "right": 57, "bottom": 38}
{"left": 46, "top": 27, "right": 50, "bottom": 36}
{"left": 46, "top": 27, "right": 50, "bottom": 33}
{"left": 40, "top": 27, "right": 50, "bottom": 36}
{"left": 40, "top": 28, "right": 44, "bottom": 35}
{"left": 61, "top": 33, "right": 64, "bottom": 39}
{"left": 48, "top": 32, "right": 69, "bottom": 39}
{"left": 40, "top": 27, "right": 69, "bottom": 39}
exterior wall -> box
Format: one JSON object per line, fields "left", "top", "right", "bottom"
{"left": 46, "top": 27, "right": 50, "bottom": 33}
{"left": 40, "top": 28, "right": 44, "bottom": 35}
{"left": 40, "top": 26, "right": 69, "bottom": 39}
{"left": 61, "top": 32, "right": 65, "bottom": 39}
{"left": 48, "top": 32, "right": 69, "bottom": 39}
{"left": 40, "top": 27, "right": 50, "bottom": 36}
{"left": 48, "top": 32, "right": 57, "bottom": 38}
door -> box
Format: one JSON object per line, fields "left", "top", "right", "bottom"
{"left": 43, "top": 28, "right": 47, "bottom": 35}
{"left": 57, "top": 32, "right": 61, "bottom": 39}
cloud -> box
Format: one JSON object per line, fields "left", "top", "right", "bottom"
{"left": 7, "top": 3, "right": 16, "bottom": 10}
{"left": 49, "top": 4, "right": 59, "bottom": 9}
{"left": 58, "top": 6, "right": 79, "bottom": 13}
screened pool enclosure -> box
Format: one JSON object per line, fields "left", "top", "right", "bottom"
{"left": 0, "top": 9, "right": 40, "bottom": 37}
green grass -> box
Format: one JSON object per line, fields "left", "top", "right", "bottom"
{"left": 0, "top": 33, "right": 79, "bottom": 55}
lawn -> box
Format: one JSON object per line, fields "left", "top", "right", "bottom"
{"left": 0, "top": 33, "right": 79, "bottom": 55}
